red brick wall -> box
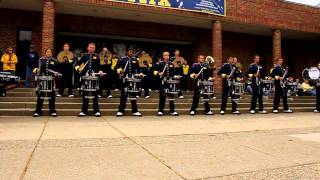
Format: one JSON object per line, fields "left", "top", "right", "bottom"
{"left": 0, "top": 9, "right": 42, "bottom": 54}
{"left": 223, "top": 0, "right": 320, "bottom": 33}
{"left": 72, "top": 0, "right": 320, "bottom": 33}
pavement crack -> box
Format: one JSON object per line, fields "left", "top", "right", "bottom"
{"left": 19, "top": 117, "right": 49, "bottom": 180}
{"left": 103, "top": 117, "right": 186, "bottom": 180}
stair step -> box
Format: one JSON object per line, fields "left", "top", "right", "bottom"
{"left": 0, "top": 107, "right": 316, "bottom": 116}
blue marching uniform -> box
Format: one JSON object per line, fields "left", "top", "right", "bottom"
{"left": 34, "top": 57, "right": 58, "bottom": 115}
{"left": 271, "top": 65, "right": 290, "bottom": 111}
{"left": 218, "top": 63, "right": 241, "bottom": 113}
{"left": 154, "top": 60, "right": 180, "bottom": 114}
{"left": 190, "top": 63, "right": 212, "bottom": 113}
{"left": 248, "top": 63, "right": 264, "bottom": 111}
{"left": 117, "top": 56, "right": 140, "bottom": 114}
{"left": 77, "top": 53, "right": 101, "bottom": 114}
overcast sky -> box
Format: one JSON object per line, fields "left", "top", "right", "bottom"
{"left": 284, "top": 0, "right": 320, "bottom": 6}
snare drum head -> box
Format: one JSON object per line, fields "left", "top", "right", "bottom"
{"left": 82, "top": 76, "right": 98, "bottom": 80}
{"left": 200, "top": 80, "right": 214, "bottom": 85}
{"left": 232, "top": 82, "right": 243, "bottom": 86}
{"left": 286, "top": 82, "right": 297, "bottom": 86}
{"left": 38, "top": 76, "right": 54, "bottom": 80}
{"left": 261, "top": 80, "right": 273, "bottom": 84}
{"left": 165, "top": 79, "right": 179, "bottom": 84}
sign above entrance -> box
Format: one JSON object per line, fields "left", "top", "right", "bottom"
{"left": 109, "top": 0, "right": 226, "bottom": 16}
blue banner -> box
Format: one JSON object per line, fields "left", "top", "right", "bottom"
{"left": 110, "top": 0, "right": 225, "bottom": 16}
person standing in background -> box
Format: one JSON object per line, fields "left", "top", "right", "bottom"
{"left": 25, "top": 45, "right": 39, "bottom": 87}
{"left": 1, "top": 47, "right": 18, "bottom": 75}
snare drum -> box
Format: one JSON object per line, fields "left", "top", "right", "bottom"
{"left": 124, "top": 75, "right": 142, "bottom": 93}
{"left": 198, "top": 80, "right": 214, "bottom": 96}
{"left": 286, "top": 82, "right": 298, "bottom": 96}
{"left": 163, "top": 78, "right": 180, "bottom": 95}
{"left": 231, "top": 82, "right": 244, "bottom": 96}
{"left": 81, "top": 76, "right": 99, "bottom": 92}
{"left": 36, "top": 76, "right": 55, "bottom": 93}
{"left": 260, "top": 80, "right": 273, "bottom": 95}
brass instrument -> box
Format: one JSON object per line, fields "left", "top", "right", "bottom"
{"left": 205, "top": 56, "right": 215, "bottom": 68}
{"left": 57, "top": 51, "right": 74, "bottom": 64}
{"left": 138, "top": 54, "right": 152, "bottom": 68}
{"left": 78, "top": 61, "right": 88, "bottom": 73}
{"left": 173, "top": 57, "right": 185, "bottom": 68}
{"left": 99, "top": 50, "right": 112, "bottom": 65}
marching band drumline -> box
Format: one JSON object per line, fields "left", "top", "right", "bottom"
{"left": 9, "top": 43, "right": 317, "bottom": 117}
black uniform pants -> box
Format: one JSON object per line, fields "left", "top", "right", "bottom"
{"left": 191, "top": 86, "right": 210, "bottom": 112}
{"left": 35, "top": 91, "right": 56, "bottom": 114}
{"left": 159, "top": 90, "right": 175, "bottom": 113}
{"left": 82, "top": 91, "right": 99, "bottom": 113}
{"left": 250, "top": 83, "right": 264, "bottom": 111}
{"left": 141, "top": 75, "right": 150, "bottom": 97}
{"left": 220, "top": 82, "right": 237, "bottom": 112}
{"left": 316, "top": 86, "right": 320, "bottom": 111}
{"left": 273, "top": 86, "right": 289, "bottom": 111}
{"left": 118, "top": 87, "right": 138, "bottom": 113}
{"left": 99, "top": 75, "right": 111, "bottom": 96}
{"left": 59, "top": 67, "right": 73, "bottom": 95}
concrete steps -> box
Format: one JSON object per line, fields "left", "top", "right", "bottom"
{"left": 0, "top": 88, "right": 318, "bottom": 116}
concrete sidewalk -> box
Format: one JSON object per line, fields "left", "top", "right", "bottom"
{"left": 0, "top": 113, "right": 320, "bottom": 180}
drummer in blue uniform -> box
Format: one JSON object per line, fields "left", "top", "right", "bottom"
{"left": 271, "top": 58, "right": 293, "bottom": 113}
{"left": 75, "top": 43, "right": 104, "bottom": 117}
{"left": 154, "top": 51, "right": 181, "bottom": 116}
{"left": 116, "top": 48, "right": 143, "bottom": 117}
{"left": 248, "top": 55, "right": 267, "bottom": 114}
{"left": 218, "top": 57, "right": 241, "bottom": 115}
{"left": 189, "top": 54, "right": 214, "bottom": 115}
{"left": 32, "top": 48, "right": 59, "bottom": 117}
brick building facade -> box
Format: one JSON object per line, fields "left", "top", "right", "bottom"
{"left": 0, "top": 0, "right": 319, "bottom": 91}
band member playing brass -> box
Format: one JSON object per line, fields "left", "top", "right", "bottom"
{"left": 75, "top": 43, "right": 104, "bottom": 117}
{"left": 57, "top": 43, "right": 74, "bottom": 97}
{"left": 218, "top": 57, "right": 241, "bottom": 115}
{"left": 248, "top": 55, "right": 267, "bottom": 114}
{"left": 138, "top": 51, "right": 152, "bottom": 98}
{"left": 271, "top": 58, "right": 293, "bottom": 113}
{"left": 155, "top": 51, "right": 180, "bottom": 116}
{"left": 171, "top": 49, "right": 185, "bottom": 98}
{"left": 33, "top": 48, "right": 59, "bottom": 117}
{"left": 111, "top": 54, "right": 121, "bottom": 90}
{"left": 116, "top": 49, "right": 143, "bottom": 117}
{"left": 181, "top": 60, "right": 190, "bottom": 93}
{"left": 99, "top": 47, "right": 112, "bottom": 98}
{"left": 189, "top": 54, "right": 214, "bottom": 115}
